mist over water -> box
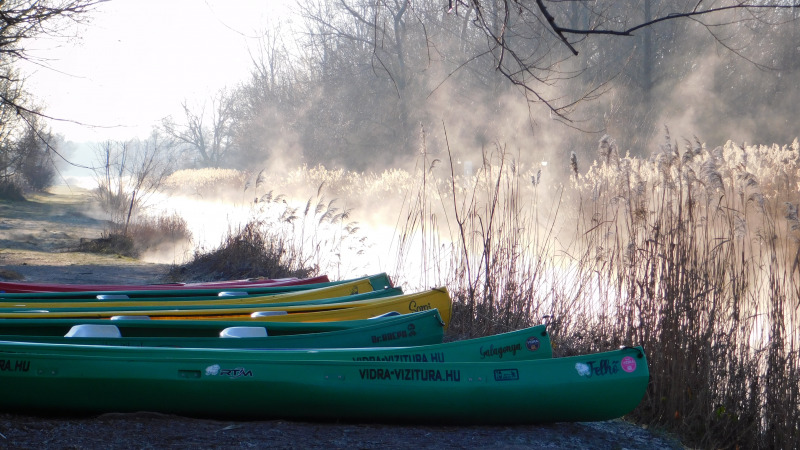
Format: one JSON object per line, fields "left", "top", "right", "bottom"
{"left": 131, "top": 170, "right": 406, "bottom": 284}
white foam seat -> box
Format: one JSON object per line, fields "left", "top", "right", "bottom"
{"left": 250, "top": 311, "right": 288, "bottom": 318}
{"left": 218, "top": 291, "right": 248, "bottom": 297}
{"left": 219, "top": 327, "right": 269, "bottom": 338}
{"left": 369, "top": 311, "right": 401, "bottom": 319}
{"left": 110, "top": 315, "right": 151, "bottom": 320}
{"left": 65, "top": 324, "right": 122, "bottom": 338}
{"left": 96, "top": 294, "right": 130, "bottom": 300}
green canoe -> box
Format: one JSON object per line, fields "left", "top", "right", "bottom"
{"left": 0, "top": 309, "right": 439, "bottom": 337}
{"left": 0, "top": 321, "right": 550, "bottom": 362}
{"left": 0, "top": 273, "right": 393, "bottom": 301}
{"left": 0, "top": 287, "right": 404, "bottom": 312}
{"left": 0, "top": 308, "right": 448, "bottom": 349}
{"left": 0, "top": 340, "right": 646, "bottom": 423}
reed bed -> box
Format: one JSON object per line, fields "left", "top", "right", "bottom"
{"left": 389, "top": 132, "right": 799, "bottom": 448}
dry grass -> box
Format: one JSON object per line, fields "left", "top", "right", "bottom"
{"left": 163, "top": 168, "right": 249, "bottom": 201}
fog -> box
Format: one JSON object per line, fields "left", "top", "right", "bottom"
{"left": 43, "top": 1, "right": 800, "bottom": 284}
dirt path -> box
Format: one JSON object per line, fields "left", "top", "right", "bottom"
{"left": 0, "top": 187, "right": 684, "bottom": 449}
{"left": 0, "top": 186, "right": 170, "bottom": 284}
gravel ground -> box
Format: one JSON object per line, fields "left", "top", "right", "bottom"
{"left": 0, "top": 412, "right": 684, "bottom": 449}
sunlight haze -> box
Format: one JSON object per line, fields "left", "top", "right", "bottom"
{"left": 20, "top": 0, "right": 289, "bottom": 142}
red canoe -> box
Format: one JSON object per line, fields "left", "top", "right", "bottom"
{"left": 0, "top": 275, "right": 330, "bottom": 293}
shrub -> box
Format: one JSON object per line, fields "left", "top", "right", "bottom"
{"left": 78, "top": 213, "right": 192, "bottom": 258}
{"left": 77, "top": 232, "right": 135, "bottom": 256}
{"left": 167, "top": 220, "right": 318, "bottom": 281}
{"left": 0, "top": 180, "right": 25, "bottom": 201}
{"left": 0, "top": 268, "right": 25, "bottom": 280}
{"left": 123, "top": 212, "right": 193, "bottom": 256}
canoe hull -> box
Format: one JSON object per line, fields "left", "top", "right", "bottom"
{"left": 0, "top": 343, "right": 646, "bottom": 424}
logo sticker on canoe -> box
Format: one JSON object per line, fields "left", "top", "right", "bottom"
{"left": 480, "top": 343, "right": 521, "bottom": 359}
{"left": 494, "top": 369, "right": 519, "bottom": 381}
{"left": 575, "top": 359, "right": 623, "bottom": 378}
{"left": 408, "top": 300, "right": 432, "bottom": 312}
{"left": 359, "top": 368, "right": 460, "bottom": 382}
{"left": 526, "top": 337, "right": 540, "bottom": 351}
{"left": 353, "top": 352, "right": 444, "bottom": 362}
{"left": 621, "top": 356, "right": 637, "bottom": 373}
{"left": 0, "top": 359, "right": 30, "bottom": 372}
{"left": 205, "top": 364, "right": 253, "bottom": 379}
{"left": 371, "top": 330, "right": 407, "bottom": 343}
{"left": 205, "top": 364, "right": 220, "bottom": 376}
{"left": 575, "top": 363, "right": 591, "bottom": 377}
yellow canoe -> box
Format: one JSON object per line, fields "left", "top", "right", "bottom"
{"left": 0, "top": 288, "right": 453, "bottom": 328}
{"left": 0, "top": 275, "right": 390, "bottom": 309}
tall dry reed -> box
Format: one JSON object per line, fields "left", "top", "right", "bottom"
{"left": 570, "top": 134, "right": 800, "bottom": 449}
{"left": 392, "top": 129, "right": 799, "bottom": 448}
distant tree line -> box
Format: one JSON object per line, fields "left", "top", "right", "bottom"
{"left": 168, "top": 0, "right": 800, "bottom": 171}
{"left": 1, "top": 1, "right": 799, "bottom": 199}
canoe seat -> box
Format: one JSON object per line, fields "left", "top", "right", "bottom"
{"left": 110, "top": 316, "right": 151, "bottom": 320}
{"left": 65, "top": 324, "right": 122, "bottom": 338}
{"left": 250, "top": 311, "right": 288, "bottom": 318}
{"left": 220, "top": 327, "right": 269, "bottom": 338}
{"left": 369, "top": 311, "right": 401, "bottom": 319}
{"left": 96, "top": 294, "right": 130, "bottom": 300}
{"left": 218, "top": 291, "right": 248, "bottom": 297}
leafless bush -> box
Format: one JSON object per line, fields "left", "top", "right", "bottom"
{"left": 167, "top": 220, "right": 317, "bottom": 282}
{"left": 79, "top": 213, "right": 192, "bottom": 259}
{"left": 0, "top": 179, "right": 25, "bottom": 200}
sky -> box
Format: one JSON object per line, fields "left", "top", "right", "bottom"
{"left": 20, "top": 0, "right": 290, "bottom": 143}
